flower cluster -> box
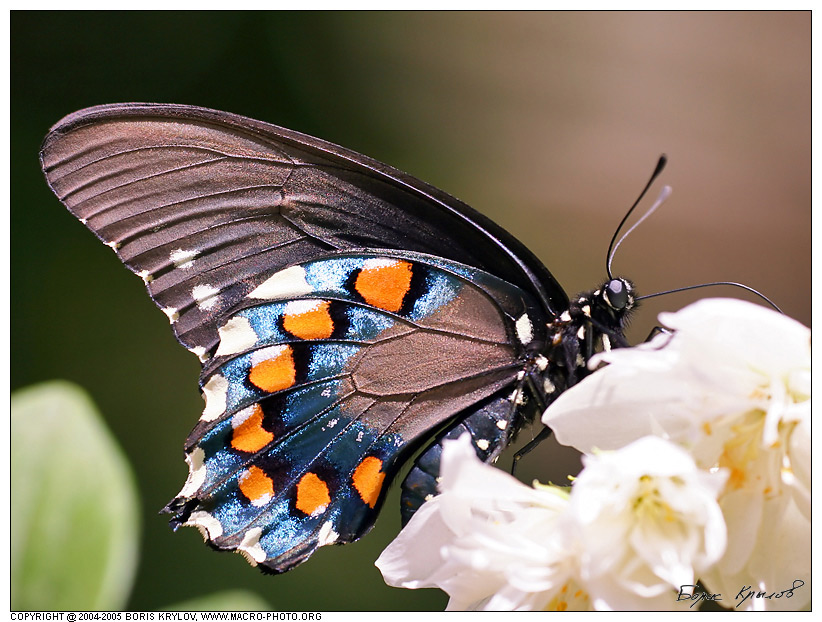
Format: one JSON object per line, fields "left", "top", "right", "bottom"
{"left": 376, "top": 299, "right": 810, "bottom": 610}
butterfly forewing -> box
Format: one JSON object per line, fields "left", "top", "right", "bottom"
{"left": 40, "top": 104, "right": 567, "bottom": 357}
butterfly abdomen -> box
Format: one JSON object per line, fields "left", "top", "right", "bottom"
{"left": 400, "top": 389, "right": 528, "bottom": 524}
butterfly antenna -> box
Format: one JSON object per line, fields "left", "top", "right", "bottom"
{"left": 637, "top": 282, "right": 782, "bottom": 313}
{"left": 606, "top": 155, "right": 668, "bottom": 279}
{"left": 610, "top": 185, "right": 672, "bottom": 273}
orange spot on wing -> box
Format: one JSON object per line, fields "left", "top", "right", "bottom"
{"left": 249, "top": 347, "right": 296, "bottom": 393}
{"left": 231, "top": 404, "right": 274, "bottom": 453}
{"left": 296, "top": 472, "right": 331, "bottom": 516}
{"left": 283, "top": 300, "right": 334, "bottom": 340}
{"left": 239, "top": 466, "right": 275, "bottom": 506}
{"left": 355, "top": 260, "right": 413, "bottom": 312}
{"left": 352, "top": 456, "right": 385, "bottom": 508}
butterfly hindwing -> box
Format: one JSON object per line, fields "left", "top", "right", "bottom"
{"left": 164, "top": 251, "right": 546, "bottom": 572}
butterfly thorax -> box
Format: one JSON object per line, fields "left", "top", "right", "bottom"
{"left": 540, "top": 277, "right": 636, "bottom": 395}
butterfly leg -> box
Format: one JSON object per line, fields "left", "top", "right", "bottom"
{"left": 510, "top": 426, "right": 554, "bottom": 477}
{"left": 510, "top": 369, "right": 552, "bottom": 477}
{"left": 645, "top": 325, "right": 672, "bottom": 342}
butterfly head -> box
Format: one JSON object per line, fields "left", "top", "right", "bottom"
{"left": 597, "top": 276, "right": 637, "bottom": 327}
{"left": 602, "top": 277, "right": 635, "bottom": 314}
{"left": 571, "top": 276, "right": 637, "bottom": 341}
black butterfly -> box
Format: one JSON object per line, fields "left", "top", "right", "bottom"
{"left": 40, "top": 104, "right": 639, "bottom": 573}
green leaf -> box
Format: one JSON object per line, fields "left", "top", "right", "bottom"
{"left": 11, "top": 381, "right": 140, "bottom": 610}
{"left": 164, "top": 590, "right": 272, "bottom": 611}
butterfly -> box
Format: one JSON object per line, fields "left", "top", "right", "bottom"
{"left": 40, "top": 103, "right": 639, "bottom": 573}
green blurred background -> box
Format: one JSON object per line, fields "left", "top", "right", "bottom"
{"left": 11, "top": 11, "right": 810, "bottom": 611}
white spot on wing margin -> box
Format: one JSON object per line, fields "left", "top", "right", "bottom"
{"left": 178, "top": 447, "right": 206, "bottom": 497}
{"left": 188, "top": 346, "right": 209, "bottom": 363}
{"left": 249, "top": 266, "right": 312, "bottom": 300}
{"left": 137, "top": 270, "right": 153, "bottom": 283}
{"left": 215, "top": 316, "right": 258, "bottom": 356}
{"left": 162, "top": 307, "right": 179, "bottom": 323}
{"left": 201, "top": 374, "right": 228, "bottom": 421}
{"left": 318, "top": 521, "right": 339, "bottom": 546}
{"left": 185, "top": 511, "right": 223, "bottom": 540}
{"left": 237, "top": 527, "right": 266, "bottom": 566}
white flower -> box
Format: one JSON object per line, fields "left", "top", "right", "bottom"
{"left": 376, "top": 434, "right": 728, "bottom": 611}
{"left": 569, "top": 436, "right": 727, "bottom": 611}
{"left": 543, "top": 298, "right": 810, "bottom": 610}
{"left": 376, "top": 434, "right": 583, "bottom": 611}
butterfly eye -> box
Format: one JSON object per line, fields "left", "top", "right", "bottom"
{"left": 604, "top": 278, "right": 631, "bottom": 310}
